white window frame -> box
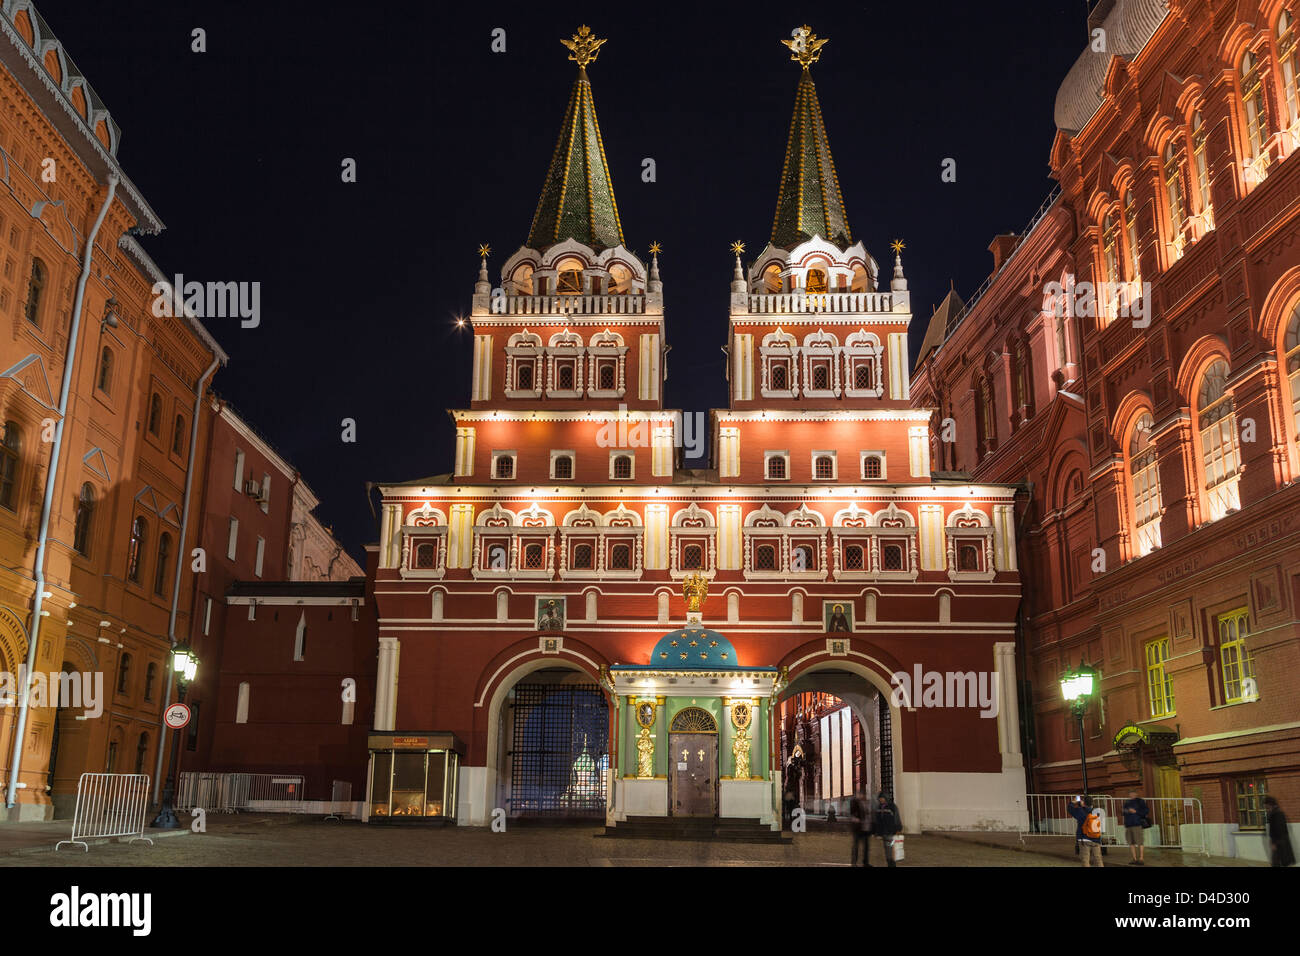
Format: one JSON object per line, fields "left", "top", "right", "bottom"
{"left": 860, "top": 450, "right": 887, "bottom": 480}
{"left": 491, "top": 450, "right": 518, "bottom": 481}
{"left": 609, "top": 451, "right": 635, "bottom": 481}
{"left": 233, "top": 449, "right": 245, "bottom": 491}
{"left": 811, "top": 450, "right": 838, "bottom": 482}
{"left": 764, "top": 450, "right": 791, "bottom": 482}
{"left": 254, "top": 536, "right": 265, "bottom": 577}
{"left": 227, "top": 516, "right": 239, "bottom": 561}
{"left": 260, "top": 472, "right": 271, "bottom": 514}
{"left": 203, "top": 595, "right": 212, "bottom": 635}
{"left": 550, "top": 450, "right": 576, "bottom": 481}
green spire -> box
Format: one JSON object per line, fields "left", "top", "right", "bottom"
{"left": 526, "top": 27, "right": 624, "bottom": 252}
{"left": 770, "top": 28, "right": 852, "bottom": 250}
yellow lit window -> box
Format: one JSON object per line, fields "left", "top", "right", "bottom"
{"left": 1240, "top": 50, "right": 1271, "bottom": 161}
{"left": 1145, "top": 637, "right": 1174, "bottom": 718}
{"left": 1164, "top": 142, "right": 1186, "bottom": 242}
{"left": 1218, "top": 608, "right": 1258, "bottom": 703}
{"left": 1279, "top": 11, "right": 1299, "bottom": 129}
{"left": 1191, "top": 113, "right": 1213, "bottom": 229}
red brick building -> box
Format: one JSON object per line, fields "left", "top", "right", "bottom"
{"left": 368, "top": 27, "right": 1028, "bottom": 831}
{"left": 913, "top": 0, "right": 1300, "bottom": 860}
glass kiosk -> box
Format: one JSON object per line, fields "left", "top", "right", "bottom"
{"left": 366, "top": 732, "right": 464, "bottom": 823}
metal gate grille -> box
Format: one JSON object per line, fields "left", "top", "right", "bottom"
{"left": 877, "top": 692, "right": 894, "bottom": 798}
{"left": 509, "top": 683, "right": 608, "bottom": 817}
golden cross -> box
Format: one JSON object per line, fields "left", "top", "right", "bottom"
{"left": 562, "top": 25, "right": 606, "bottom": 68}
{"left": 782, "top": 25, "right": 828, "bottom": 69}
{"left": 891, "top": 239, "right": 906, "bottom": 254}
{"left": 730, "top": 240, "right": 745, "bottom": 255}
{"left": 477, "top": 243, "right": 491, "bottom": 259}
{"left": 648, "top": 241, "right": 662, "bottom": 256}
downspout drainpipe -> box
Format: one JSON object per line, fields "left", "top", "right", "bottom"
{"left": 6, "top": 173, "right": 118, "bottom": 809}
{"left": 152, "top": 353, "right": 221, "bottom": 801}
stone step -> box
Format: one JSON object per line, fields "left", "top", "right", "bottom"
{"left": 601, "top": 815, "right": 790, "bottom": 843}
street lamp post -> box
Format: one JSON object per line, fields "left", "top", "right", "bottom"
{"left": 151, "top": 643, "right": 198, "bottom": 829}
{"left": 1059, "top": 657, "right": 1098, "bottom": 796}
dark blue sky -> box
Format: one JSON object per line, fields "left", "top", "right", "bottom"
{"left": 36, "top": 0, "right": 1089, "bottom": 562}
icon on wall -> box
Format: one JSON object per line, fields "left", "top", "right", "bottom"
{"left": 824, "top": 601, "right": 853, "bottom": 633}
{"left": 536, "top": 597, "right": 566, "bottom": 633}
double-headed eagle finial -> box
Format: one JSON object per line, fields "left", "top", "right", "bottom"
{"left": 781, "top": 25, "right": 827, "bottom": 69}
{"left": 562, "top": 25, "right": 606, "bottom": 68}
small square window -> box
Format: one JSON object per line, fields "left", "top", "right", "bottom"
{"left": 572, "top": 543, "right": 595, "bottom": 570}
{"left": 681, "top": 544, "right": 704, "bottom": 570}
{"left": 523, "top": 543, "right": 544, "bottom": 569}
{"left": 883, "top": 544, "right": 904, "bottom": 570}
{"left": 844, "top": 545, "right": 864, "bottom": 570}
{"left": 552, "top": 453, "right": 574, "bottom": 480}
{"left": 493, "top": 453, "right": 516, "bottom": 480}
{"left": 862, "top": 454, "right": 884, "bottom": 480}
{"left": 958, "top": 543, "right": 981, "bottom": 571}
{"left": 611, "top": 454, "right": 633, "bottom": 480}
{"left": 766, "top": 453, "right": 789, "bottom": 480}
{"left": 755, "top": 544, "right": 776, "bottom": 570}
{"left": 813, "top": 454, "right": 836, "bottom": 481}
{"left": 609, "top": 544, "right": 632, "bottom": 570}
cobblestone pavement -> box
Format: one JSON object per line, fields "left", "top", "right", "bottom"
{"left": 0, "top": 816, "right": 1233, "bottom": 866}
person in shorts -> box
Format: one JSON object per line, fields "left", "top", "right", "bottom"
{"left": 1122, "top": 789, "right": 1149, "bottom": 865}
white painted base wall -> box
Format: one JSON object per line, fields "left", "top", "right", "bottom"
{"left": 899, "top": 768, "right": 1028, "bottom": 831}
{"left": 720, "top": 779, "right": 776, "bottom": 828}
{"left": 612, "top": 778, "right": 668, "bottom": 821}
{"left": 1197, "top": 822, "right": 1298, "bottom": 863}
{"left": 456, "top": 765, "right": 496, "bottom": 827}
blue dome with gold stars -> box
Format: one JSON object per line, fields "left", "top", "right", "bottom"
{"left": 646, "top": 626, "right": 740, "bottom": 668}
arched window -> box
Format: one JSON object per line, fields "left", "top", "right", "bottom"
{"left": 805, "top": 268, "right": 828, "bottom": 293}
{"left": 523, "top": 543, "right": 544, "bottom": 570}
{"left": 612, "top": 455, "right": 632, "bottom": 480}
{"left": 73, "top": 482, "right": 95, "bottom": 555}
{"left": 154, "top": 532, "right": 172, "bottom": 596}
{"left": 608, "top": 264, "right": 633, "bottom": 295}
{"left": 172, "top": 414, "right": 187, "bottom": 456}
{"left": 863, "top": 455, "right": 883, "bottom": 480}
{"left": 117, "top": 652, "right": 131, "bottom": 694}
{"left": 25, "top": 258, "right": 46, "bottom": 326}
{"left": 770, "top": 365, "right": 788, "bottom": 390}
{"left": 811, "top": 365, "right": 829, "bottom": 389}
{"left": 556, "top": 257, "right": 583, "bottom": 294}
{"left": 1164, "top": 142, "right": 1186, "bottom": 242}
{"left": 97, "top": 346, "right": 113, "bottom": 394}
{"left": 755, "top": 543, "right": 776, "bottom": 570}
{"left": 516, "top": 363, "right": 534, "bottom": 390}
{"left": 681, "top": 544, "right": 703, "bottom": 570}
{"left": 1281, "top": 10, "right": 1300, "bottom": 129}
{"left": 1190, "top": 114, "right": 1212, "bottom": 229}
{"left": 609, "top": 543, "right": 632, "bottom": 570}
{"left": 144, "top": 663, "right": 157, "bottom": 702}
{"left": 0, "top": 421, "right": 21, "bottom": 512}
{"left": 1102, "top": 211, "right": 1122, "bottom": 321}
{"left": 1240, "top": 49, "right": 1271, "bottom": 161}
{"left": 572, "top": 543, "right": 594, "bottom": 570}
{"left": 882, "top": 544, "right": 904, "bottom": 571}
{"left": 1129, "top": 412, "right": 1163, "bottom": 555}
{"left": 762, "top": 264, "right": 783, "bottom": 294}
{"left": 1197, "top": 359, "right": 1242, "bottom": 520}
{"left": 767, "top": 456, "right": 786, "bottom": 480}
{"left": 147, "top": 393, "right": 162, "bottom": 436}
{"left": 553, "top": 454, "right": 573, "bottom": 479}
{"left": 1283, "top": 299, "right": 1300, "bottom": 440}
{"left": 792, "top": 544, "right": 813, "bottom": 570}
{"left": 844, "top": 544, "right": 864, "bottom": 570}
{"left": 510, "top": 264, "right": 535, "bottom": 296}
{"left": 1014, "top": 341, "right": 1032, "bottom": 419}
{"left": 850, "top": 265, "right": 870, "bottom": 293}
{"left": 494, "top": 455, "right": 514, "bottom": 479}
{"left": 557, "top": 364, "right": 574, "bottom": 390}
{"left": 415, "top": 542, "right": 436, "bottom": 569}
{"left": 598, "top": 363, "right": 616, "bottom": 390}
{"left": 854, "top": 364, "right": 873, "bottom": 389}
{"left": 1124, "top": 189, "right": 1142, "bottom": 281}
{"left": 958, "top": 543, "right": 981, "bottom": 571}
{"left": 814, "top": 455, "right": 835, "bottom": 480}
{"left": 127, "top": 516, "right": 147, "bottom": 583}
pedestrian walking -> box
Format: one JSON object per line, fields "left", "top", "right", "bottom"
{"left": 1122, "top": 789, "right": 1149, "bottom": 866}
{"left": 1067, "top": 795, "right": 1104, "bottom": 867}
{"left": 872, "top": 791, "right": 901, "bottom": 867}
{"left": 849, "top": 791, "right": 873, "bottom": 866}
{"left": 1264, "top": 796, "right": 1296, "bottom": 868}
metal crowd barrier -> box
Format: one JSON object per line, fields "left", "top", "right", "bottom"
{"left": 55, "top": 773, "right": 154, "bottom": 852}
{"left": 1022, "top": 792, "right": 1208, "bottom": 856}
{"left": 324, "top": 780, "right": 353, "bottom": 821}
{"left": 175, "top": 771, "right": 306, "bottom": 813}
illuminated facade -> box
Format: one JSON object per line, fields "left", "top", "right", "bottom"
{"left": 370, "top": 27, "right": 1029, "bottom": 831}
{"left": 913, "top": 0, "right": 1300, "bottom": 860}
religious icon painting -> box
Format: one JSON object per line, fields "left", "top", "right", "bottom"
{"left": 536, "top": 596, "right": 566, "bottom": 632}
{"left": 637, "top": 702, "right": 655, "bottom": 728}
{"left": 823, "top": 600, "right": 853, "bottom": 633}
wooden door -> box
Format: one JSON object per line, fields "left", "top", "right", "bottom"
{"left": 1154, "top": 765, "right": 1183, "bottom": 844}
{"left": 670, "top": 733, "right": 716, "bottom": 817}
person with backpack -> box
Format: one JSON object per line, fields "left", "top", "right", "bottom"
{"left": 1067, "top": 795, "right": 1104, "bottom": 867}
{"left": 1122, "top": 790, "right": 1150, "bottom": 866}
{"left": 849, "top": 790, "right": 873, "bottom": 866}
{"left": 872, "top": 791, "right": 902, "bottom": 867}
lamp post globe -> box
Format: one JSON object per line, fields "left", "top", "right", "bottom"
{"left": 1059, "top": 657, "right": 1098, "bottom": 797}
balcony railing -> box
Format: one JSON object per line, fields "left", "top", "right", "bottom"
{"left": 744, "top": 291, "right": 895, "bottom": 314}
{"left": 489, "top": 294, "right": 647, "bottom": 315}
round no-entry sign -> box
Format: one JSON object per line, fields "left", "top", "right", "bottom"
{"left": 164, "top": 702, "right": 191, "bottom": 730}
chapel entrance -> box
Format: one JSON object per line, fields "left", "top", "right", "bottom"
{"left": 668, "top": 707, "right": 717, "bottom": 817}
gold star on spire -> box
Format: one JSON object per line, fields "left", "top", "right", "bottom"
{"left": 561, "top": 25, "right": 606, "bottom": 69}
{"left": 781, "top": 25, "right": 828, "bottom": 69}
{"left": 730, "top": 240, "right": 746, "bottom": 255}
{"left": 648, "top": 241, "right": 662, "bottom": 256}
{"left": 891, "top": 239, "right": 906, "bottom": 254}
{"left": 478, "top": 243, "right": 491, "bottom": 258}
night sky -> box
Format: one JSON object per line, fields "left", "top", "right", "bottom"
{"left": 35, "top": 0, "right": 1089, "bottom": 563}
